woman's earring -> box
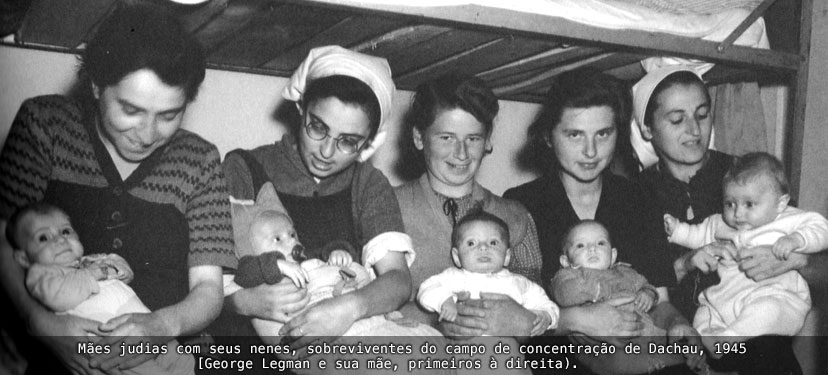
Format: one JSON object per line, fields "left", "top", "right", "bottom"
{"left": 485, "top": 145, "right": 493, "bottom": 154}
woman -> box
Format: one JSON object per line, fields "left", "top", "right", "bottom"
{"left": 632, "top": 66, "right": 824, "bottom": 374}
{"left": 394, "top": 74, "right": 543, "bottom": 334}
{"left": 631, "top": 66, "right": 732, "bottom": 318}
{"left": 221, "top": 46, "right": 415, "bottom": 345}
{"left": 0, "top": 5, "right": 233, "bottom": 374}
{"left": 503, "top": 70, "right": 701, "bottom": 375}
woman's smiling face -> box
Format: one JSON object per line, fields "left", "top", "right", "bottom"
{"left": 414, "top": 107, "right": 489, "bottom": 197}
{"left": 95, "top": 69, "right": 188, "bottom": 164}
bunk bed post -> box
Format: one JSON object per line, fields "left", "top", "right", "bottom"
{"left": 789, "top": 0, "right": 828, "bottom": 215}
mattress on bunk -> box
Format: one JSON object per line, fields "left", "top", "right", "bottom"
{"left": 352, "top": 0, "right": 768, "bottom": 48}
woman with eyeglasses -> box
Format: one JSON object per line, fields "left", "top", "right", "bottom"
{"left": 221, "top": 46, "right": 416, "bottom": 345}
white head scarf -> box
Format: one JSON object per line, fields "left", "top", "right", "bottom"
{"left": 630, "top": 58, "right": 712, "bottom": 169}
{"left": 283, "top": 45, "right": 396, "bottom": 162}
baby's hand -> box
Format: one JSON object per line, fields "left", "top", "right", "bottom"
{"left": 277, "top": 260, "right": 309, "bottom": 288}
{"left": 634, "top": 289, "right": 655, "bottom": 312}
{"left": 530, "top": 311, "right": 552, "bottom": 336}
{"left": 773, "top": 233, "right": 805, "bottom": 260}
{"left": 89, "top": 265, "right": 109, "bottom": 281}
{"left": 439, "top": 298, "right": 458, "bottom": 322}
{"left": 328, "top": 249, "right": 353, "bottom": 266}
{"left": 663, "top": 214, "right": 678, "bottom": 236}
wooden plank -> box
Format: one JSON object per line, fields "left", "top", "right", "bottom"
{"left": 492, "top": 53, "right": 642, "bottom": 96}
{"left": 351, "top": 24, "right": 451, "bottom": 60}
{"left": 387, "top": 29, "right": 500, "bottom": 76}
{"left": 396, "top": 36, "right": 558, "bottom": 88}
{"left": 718, "top": 0, "right": 777, "bottom": 51}
{"left": 787, "top": 0, "right": 813, "bottom": 206}
{"left": 17, "top": 0, "right": 117, "bottom": 48}
{"left": 290, "top": 0, "right": 802, "bottom": 71}
{"left": 180, "top": 0, "right": 230, "bottom": 33}
{"left": 192, "top": 0, "right": 268, "bottom": 51}
{"left": 209, "top": 3, "right": 351, "bottom": 67}
{"left": 478, "top": 46, "right": 603, "bottom": 86}
{"left": 260, "top": 14, "right": 406, "bottom": 72}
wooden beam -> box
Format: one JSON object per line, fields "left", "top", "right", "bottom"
{"left": 789, "top": 0, "right": 828, "bottom": 214}
{"left": 717, "top": 0, "right": 777, "bottom": 52}
{"left": 261, "top": 15, "right": 406, "bottom": 71}
{"left": 17, "top": 0, "right": 117, "bottom": 48}
{"left": 289, "top": 0, "right": 802, "bottom": 71}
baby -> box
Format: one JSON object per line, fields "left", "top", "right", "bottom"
{"left": 6, "top": 202, "right": 193, "bottom": 375}
{"left": 551, "top": 220, "right": 710, "bottom": 375}
{"left": 550, "top": 220, "right": 658, "bottom": 313}
{"left": 664, "top": 152, "right": 827, "bottom": 352}
{"left": 417, "top": 210, "right": 558, "bottom": 336}
{"left": 235, "top": 209, "right": 432, "bottom": 338}
{"left": 234, "top": 209, "right": 360, "bottom": 291}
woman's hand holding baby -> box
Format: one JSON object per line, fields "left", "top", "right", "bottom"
{"left": 232, "top": 279, "right": 310, "bottom": 322}
{"left": 663, "top": 214, "right": 678, "bottom": 236}
{"left": 666, "top": 323, "right": 707, "bottom": 372}
{"left": 31, "top": 312, "right": 105, "bottom": 375}
{"left": 328, "top": 249, "right": 353, "bottom": 266}
{"left": 92, "top": 312, "right": 171, "bottom": 372}
{"left": 683, "top": 241, "right": 735, "bottom": 274}
{"left": 277, "top": 260, "right": 309, "bottom": 288}
{"left": 530, "top": 311, "right": 552, "bottom": 336}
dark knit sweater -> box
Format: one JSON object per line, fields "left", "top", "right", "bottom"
{"left": 0, "top": 95, "right": 236, "bottom": 310}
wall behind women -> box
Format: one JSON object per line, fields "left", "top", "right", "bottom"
{"left": 0, "top": 45, "right": 541, "bottom": 195}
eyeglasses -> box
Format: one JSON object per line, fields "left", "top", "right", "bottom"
{"left": 304, "top": 115, "right": 367, "bottom": 155}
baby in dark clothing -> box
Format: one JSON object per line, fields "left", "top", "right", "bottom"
{"left": 551, "top": 220, "right": 708, "bottom": 374}
{"left": 551, "top": 220, "right": 658, "bottom": 312}
{"left": 234, "top": 210, "right": 370, "bottom": 338}
{"left": 235, "top": 210, "right": 356, "bottom": 289}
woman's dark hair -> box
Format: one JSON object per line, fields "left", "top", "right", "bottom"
{"left": 643, "top": 71, "right": 708, "bottom": 128}
{"left": 79, "top": 4, "right": 206, "bottom": 102}
{"left": 409, "top": 74, "right": 499, "bottom": 136}
{"left": 528, "top": 70, "right": 630, "bottom": 171}
{"left": 301, "top": 75, "right": 382, "bottom": 140}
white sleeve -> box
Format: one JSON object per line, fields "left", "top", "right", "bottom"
{"left": 417, "top": 270, "right": 459, "bottom": 313}
{"left": 362, "top": 231, "right": 415, "bottom": 280}
{"left": 520, "top": 278, "right": 560, "bottom": 330}
{"left": 791, "top": 211, "right": 828, "bottom": 254}
{"left": 668, "top": 215, "right": 720, "bottom": 249}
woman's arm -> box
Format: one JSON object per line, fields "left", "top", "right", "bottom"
{"left": 739, "top": 245, "right": 827, "bottom": 288}
{"left": 1, "top": 221, "right": 105, "bottom": 375}
{"left": 279, "top": 250, "right": 411, "bottom": 348}
{"left": 91, "top": 265, "right": 224, "bottom": 371}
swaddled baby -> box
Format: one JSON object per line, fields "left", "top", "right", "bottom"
{"left": 234, "top": 210, "right": 371, "bottom": 338}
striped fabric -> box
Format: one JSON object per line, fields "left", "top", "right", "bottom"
{"left": 0, "top": 95, "right": 236, "bottom": 269}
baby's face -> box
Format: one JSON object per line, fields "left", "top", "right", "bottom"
{"left": 452, "top": 221, "right": 509, "bottom": 274}
{"left": 250, "top": 213, "right": 300, "bottom": 260}
{"left": 562, "top": 222, "right": 616, "bottom": 270}
{"left": 723, "top": 175, "right": 786, "bottom": 231}
{"left": 19, "top": 211, "right": 84, "bottom": 266}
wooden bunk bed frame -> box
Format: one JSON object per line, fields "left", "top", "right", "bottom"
{"left": 2, "top": 0, "right": 824, "bottom": 208}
